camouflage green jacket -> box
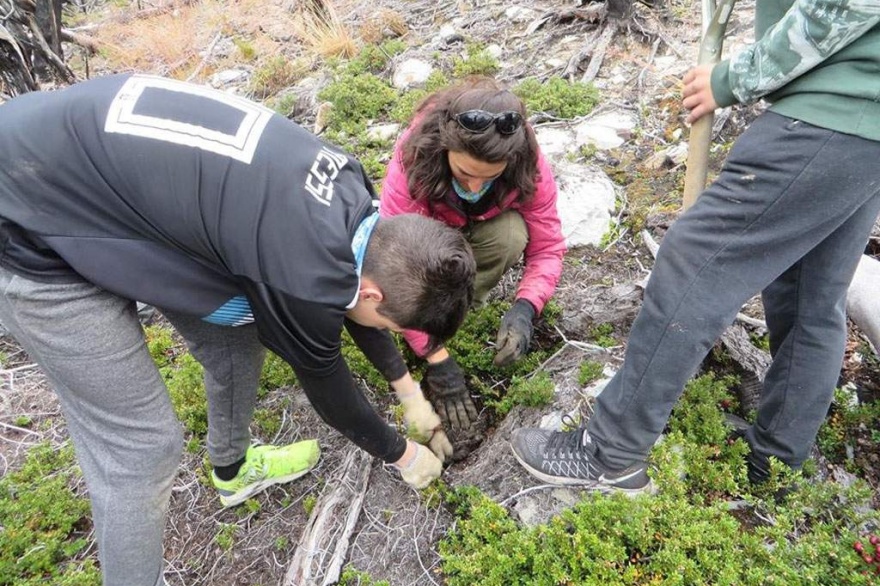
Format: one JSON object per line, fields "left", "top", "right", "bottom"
{"left": 711, "top": 0, "right": 880, "bottom": 140}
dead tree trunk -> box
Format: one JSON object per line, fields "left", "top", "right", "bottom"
{"left": 0, "top": 0, "right": 73, "bottom": 98}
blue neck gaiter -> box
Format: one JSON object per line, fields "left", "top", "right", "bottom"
{"left": 452, "top": 177, "right": 494, "bottom": 204}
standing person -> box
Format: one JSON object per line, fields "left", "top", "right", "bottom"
{"left": 381, "top": 79, "right": 566, "bottom": 446}
{"left": 511, "top": 0, "right": 880, "bottom": 494}
{"left": 0, "top": 73, "right": 475, "bottom": 586}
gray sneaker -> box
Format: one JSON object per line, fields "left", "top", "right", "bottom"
{"left": 510, "top": 427, "right": 654, "bottom": 494}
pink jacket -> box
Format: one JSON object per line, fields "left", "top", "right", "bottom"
{"left": 379, "top": 129, "right": 566, "bottom": 356}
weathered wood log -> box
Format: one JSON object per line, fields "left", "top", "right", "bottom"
{"left": 719, "top": 324, "right": 771, "bottom": 412}
{"left": 283, "top": 448, "right": 372, "bottom": 586}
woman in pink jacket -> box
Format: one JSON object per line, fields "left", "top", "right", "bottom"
{"left": 380, "top": 79, "right": 566, "bottom": 441}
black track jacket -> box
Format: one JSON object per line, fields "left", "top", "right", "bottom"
{"left": 0, "top": 74, "right": 407, "bottom": 461}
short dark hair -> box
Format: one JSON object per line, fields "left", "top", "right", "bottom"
{"left": 401, "top": 77, "right": 540, "bottom": 207}
{"left": 363, "top": 214, "right": 475, "bottom": 351}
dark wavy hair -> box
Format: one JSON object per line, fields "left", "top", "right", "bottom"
{"left": 401, "top": 77, "right": 540, "bottom": 207}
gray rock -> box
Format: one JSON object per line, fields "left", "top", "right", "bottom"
{"left": 366, "top": 123, "right": 401, "bottom": 142}
{"left": 846, "top": 254, "right": 880, "bottom": 357}
{"left": 210, "top": 69, "right": 248, "bottom": 88}
{"left": 505, "top": 5, "right": 537, "bottom": 22}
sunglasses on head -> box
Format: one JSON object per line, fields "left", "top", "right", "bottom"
{"left": 453, "top": 110, "right": 524, "bottom": 135}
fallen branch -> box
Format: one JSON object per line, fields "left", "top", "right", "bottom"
{"left": 185, "top": 30, "right": 222, "bottom": 82}
{"left": 524, "top": 4, "right": 606, "bottom": 36}
{"left": 582, "top": 19, "right": 619, "bottom": 83}
{"left": 283, "top": 448, "right": 372, "bottom": 586}
{"left": 61, "top": 28, "right": 100, "bottom": 54}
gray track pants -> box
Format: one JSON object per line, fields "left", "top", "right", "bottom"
{"left": 0, "top": 269, "right": 265, "bottom": 586}
{"left": 588, "top": 112, "right": 880, "bottom": 471}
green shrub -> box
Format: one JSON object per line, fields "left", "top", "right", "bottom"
{"left": 163, "top": 352, "right": 208, "bottom": 436}
{"left": 513, "top": 77, "right": 600, "bottom": 119}
{"left": 437, "top": 301, "right": 562, "bottom": 412}
{"left": 253, "top": 407, "right": 283, "bottom": 438}
{"left": 339, "top": 567, "right": 391, "bottom": 586}
{"left": 341, "top": 329, "right": 392, "bottom": 392}
{"left": 588, "top": 323, "right": 616, "bottom": 348}
{"left": 660, "top": 373, "right": 747, "bottom": 496}
{"left": 214, "top": 523, "right": 237, "bottom": 551}
{"left": 145, "top": 325, "right": 209, "bottom": 436}
{"left": 749, "top": 332, "right": 771, "bottom": 351}
{"left": 343, "top": 39, "right": 406, "bottom": 75}
{"left": 144, "top": 324, "right": 176, "bottom": 368}
{"left": 440, "top": 373, "right": 878, "bottom": 584}
{"left": 441, "top": 416, "right": 877, "bottom": 584}
{"left": 318, "top": 72, "right": 398, "bottom": 135}
{"left": 270, "top": 92, "right": 299, "bottom": 117}
{"left": 489, "top": 372, "right": 555, "bottom": 416}
{"left": 389, "top": 70, "right": 451, "bottom": 123}
{"left": 451, "top": 44, "right": 499, "bottom": 77}
{"left": 232, "top": 37, "right": 256, "bottom": 61}
{"left": 816, "top": 387, "right": 880, "bottom": 474}
{"left": 577, "top": 359, "right": 604, "bottom": 386}
{"left": 260, "top": 351, "right": 297, "bottom": 393}
{"left": 303, "top": 494, "right": 318, "bottom": 516}
{"left": 0, "top": 443, "right": 100, "bottom": 586}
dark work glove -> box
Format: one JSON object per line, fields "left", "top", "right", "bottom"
{"left": 423, "top": 357, "right": 479, "bottom": 430}
{"left": 493, "top": 299, "right": 536, "bottom": 367}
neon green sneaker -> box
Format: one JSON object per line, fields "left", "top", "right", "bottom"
{"left": 212, "top": 440, "right": 320, "bottom": 507}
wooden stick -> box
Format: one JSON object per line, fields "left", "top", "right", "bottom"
{"left": 682, "top": 0, "right": 736, "bottom": 209}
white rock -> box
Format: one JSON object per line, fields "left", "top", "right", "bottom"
{"left": 210, "top": 69, "right": 247, "bottom": 87}
{"left": 505, "top": 5, "right": 536, "bottom": 21}
{"left": 581, "top": 375, "right": 611, "bottom": 399}
{"left": 578, "top": 124, "right": 624, "bottom": 149}
{"left": 534, "top": 125, "right": 617, "bottom": 247}
{"left": 512, "top": 499, "right": 542, "bottom": 526}
{"left": 544, "top": 57, "right": 567, "bottom": 70}
{"left": 653, "top": 55, "right": 678, "bottom": 70}
{"left": 644, "top": 142, "right": 689, "bottom": 170}
{"left": 534, "top": 126, "right": 575, "bottom": 157}
{"left": 366, "top": 123, "right": 401, "bottom": 142}
{"left": 438, "top": 24, "right": 458, "bottom": 41}
{"left": 574, "top": 111, "right": 638, "bottom": 150}
{"left": 539, "top": 410, "right": 565, "bottom": 430}
{"left": 392, "top": 58, "right": 433, "bottom": 90}
{"left": 486, "top": 43, "right": 503, "bottom": 60}
{"left": 553, "top": 161, "right": 617, "bottom": 248}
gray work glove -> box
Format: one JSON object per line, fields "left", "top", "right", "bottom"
{"left": 423, "top": 357, "right": 479, "bottom": 431}
{"left": 493, "top": 299, "right": 535, "bottom": 367}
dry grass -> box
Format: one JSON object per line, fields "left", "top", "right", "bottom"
{"left": 292, "top": 0, "right": 358, "bottom": 60}
{"left": 84, "top": 0, "right": 304, "bottom": 81}
{"left": 359, "top": 8, "right": 409, "bottom": 44}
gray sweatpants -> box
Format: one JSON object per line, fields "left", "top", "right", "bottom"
{"left": 0, "top": 269, "right": 265, "bottom": 586}
{"left": 589, "top": 112, "right": 880, "bottom": 471}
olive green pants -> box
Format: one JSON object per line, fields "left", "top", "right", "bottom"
{"left": 466, "top": 210, "right": 528, "bottom": 305}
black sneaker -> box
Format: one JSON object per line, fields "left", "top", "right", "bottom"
{"left": 510, "top": 427, "right": 654, "bottom": 494}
